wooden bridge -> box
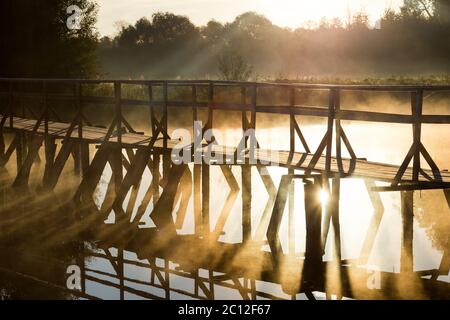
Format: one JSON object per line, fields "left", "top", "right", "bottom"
{"left": 0, "top": 78, "right": 449, "bottom": 299}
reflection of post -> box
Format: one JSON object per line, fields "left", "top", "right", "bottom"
{"left": 194, "top": 164, "right": 202, "bottom": 236}
{"left": 202, "top": 162, "right": 210, "bottom": 237}
{"left": 359, "top": 179, "right": 384, "bottom": 264}
{"left": 152, "top": 152, "right": 160, "bottom": 205}
{"left": 288, "top": 171, "right": 295, "bottom": 254}
{"left": 331, "top": 178, "right": 341, "bottom": 261}
{"left": 118, "top": 248, "right": 125, "bottom": 300}
{"left": 303, "top": 178, "right": 323, "bottom": 287}
{"left": 164, "top": 259, "right": 170, "bottom": 299}
{"left": 76, "top": 241, "right": 86, "bottom": 296}
{"left": 242, "top": 164, "right": 252, "bottom": 241}
{"left": 111, "top": 146, "right": 123, "bottom": 198}
{"left": 439, "top": 189, "right": 450, "bottom": 277}
{"left": 400, "top": 191, "right": 414, "bottom": 273}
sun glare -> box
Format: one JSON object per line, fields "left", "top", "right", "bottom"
{"left": 319, "top": 189, "right": 330, "bottom": 205}
{"left": 258, "top": 0, "right": 399, "bottom": 29}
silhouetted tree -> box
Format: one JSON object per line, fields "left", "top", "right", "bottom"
{"left": 0, "top": 0, "right": 98, "bottom": 78}
{"left": 218, "top": 51, "right": 253, "bottom": 81}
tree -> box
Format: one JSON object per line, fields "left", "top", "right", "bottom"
{"left": 401, "top": 0, "right": 450, "bottom": 24}
{"left": 201, "top": 20, "right": 226, "bottom": 45}
{"left": 0, "top": 0, "right": 98, "bottom": 78}
{"left": 401, "top": 0, "right": 435, "bottom": 18}
{"left": 151, "top": 12, "right": 198, "bottom": 44}
{"left": 218, "top": 51, "right": 253, "bottom": 81}
{"left": 434, "top": 0, "right": 450, "bottom": 24}
{"left": 348, "top": 12, "right": 370, "bottom": 30}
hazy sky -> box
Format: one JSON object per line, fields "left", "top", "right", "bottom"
{"left": 96, "top": 0, "right": 404, "bottom": 36}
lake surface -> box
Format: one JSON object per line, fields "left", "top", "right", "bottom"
{"left": 0, "top": 122, "right": 449, "bottom": 300}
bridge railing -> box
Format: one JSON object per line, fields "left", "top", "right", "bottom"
{"left": 0, "top": 78, "right": 449, "bottom": 186}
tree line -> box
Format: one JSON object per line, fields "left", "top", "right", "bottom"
{"left": 1, "top": 0, "right": 449, "bottom": 80}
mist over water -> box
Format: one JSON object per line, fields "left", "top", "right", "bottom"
{"left": 0, "top": 90, "right": 449, "bottom": 300}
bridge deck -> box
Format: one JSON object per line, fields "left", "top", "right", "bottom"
{"left": 4, "top": 116, "right": 450, "bottom": 184}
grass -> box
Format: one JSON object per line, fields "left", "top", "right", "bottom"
{"left": 272, "top": 74, "right": 450, "bottom": 85}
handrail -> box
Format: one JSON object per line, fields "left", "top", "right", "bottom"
{"left": 1, "top": 77, "right": 450, "bottom": 91}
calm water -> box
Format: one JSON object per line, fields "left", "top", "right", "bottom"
{"left": 0, "top": 122, "right": 449, "bottom": 300}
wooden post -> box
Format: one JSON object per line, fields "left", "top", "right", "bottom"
{"left": 242, "top": 164, "right": 252, "bottom": 242}
{"left": 192, "top": 84, "right": 197, "bottom": 132}
{"left": 207, "top": 82, "right": 214, "bottom": 132}
{"left": 289, "top": 87, "right": 296, "bottom": 153}
{"left": 43, "top": 81, "right": 48, "bottom": 138}
{"left": 162, "top": 82, "right": 170, "bottom": 179}
{"left": 334, "top": 90, "right": 343, "bottom": 173}
{"left": 325, "top": 89, "right": 336, "bottom": 173}
{"left": 8, "top": 81, "right": 13, "bottom": 129}
{"left": 412, "top": 90, "right": 423, "bottom": 182}
{"left": 400, "top": 190, "right": 414, "bottom": 273}
{"left": 114, "top": 82, "right": 122, "bottom": 145}
{"left": 148, "top": 84, "right": 156, "bottom": 137}
{"left": 192, "top": 84, "right": 202, "bottom": 236}
{"left": 241, "top": 86, "right": 247, "bottom": 149}
{"left": 288, "top": 88, "right": 296, "bottom": 253}
{"left": 13, "top": 135, "right": 43, "bottom": 187}
{"left": 163, "top": 82, "right": 168, "bottom": 149}
{"left": 251, "top": 85, "right": 257, "bottom": 132}
{"left": 75, "top": 82, "right": 88, "bottom": 176}
{"left": 152, "top": 152, "right": 160, "bottom": 206}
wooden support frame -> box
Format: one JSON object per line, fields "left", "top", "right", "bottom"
{"left": 392, "top": 90, "right": 442, "bottom": 186}
{"left": 359, "top": 179, "right": 385, "bottom": 265}
{"left": 210, "top": 165, "right": 239, "bottom": 241}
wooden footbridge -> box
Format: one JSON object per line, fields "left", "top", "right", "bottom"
{"left": 0, "top": 78, "right": 449, "bottom": 299}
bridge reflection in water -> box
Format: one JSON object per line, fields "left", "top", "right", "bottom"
{"left": 0, "top": 79, "right": 449, "bottom": 299}
{"left": 0, "top": 173, "right": 448, "bottom": 300}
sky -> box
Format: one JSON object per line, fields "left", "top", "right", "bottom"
{"left": 95, "top": 0, "right": 404, "bottom": 36}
